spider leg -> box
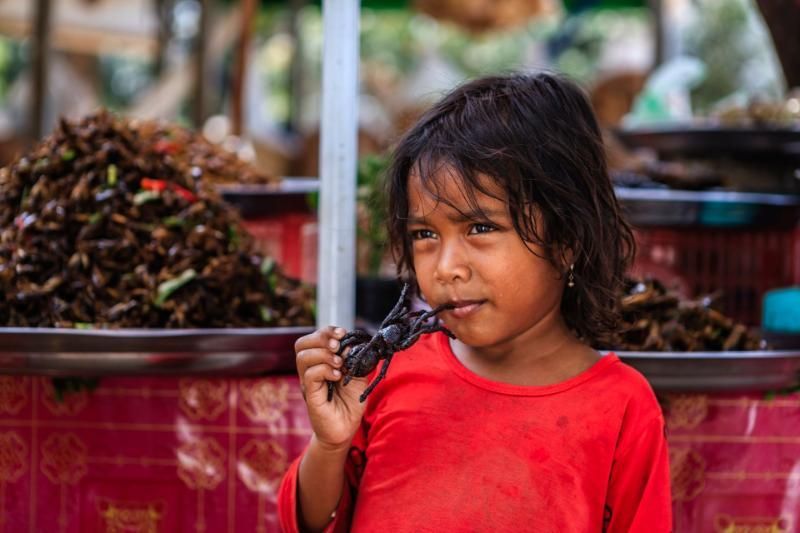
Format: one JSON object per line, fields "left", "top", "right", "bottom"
{"left": 397, "top": 330, "right": 429, "bottom": 350}
{"left": 421, "top": 321, "right": 455, "bottom": 336}
{"left": 398, "top": 323, "right": 453, "bottom": 350}
{"left": 417, "top": 320, "right": 453, "bottom": 335}
{"left": 327, "top": 381, "right": 335, "bottom": 401}
{"left": 378, "top": 283, "right": 410, "bottom": 329}
{"left": 340, "top": 344, "right": 366, "bottom": 386}
{"left": 336, "top": 331, "right": 372, "bottom": 356}
{"left": 359, "top": 354, "right": 394, "bottom": 402}
{"left": 345, "top": 329, "right": 373, "bottom": 342}
{"left": 327, "top": 331, "right": 373, "bottom": 402}
{"left": 352, "top": 333, "right": 383, "bottom": 361}
{"left": 409, "top": 310, "right": 439, "bottom": 335}
{"left": 403, "top": 310, "right": 426, "bottom": 322}
{"left": 440, "top": 326, "right": 457, "bottom": 339}
{"left": 408, "top": 303, "right": 452, "bottom": 335}
{"left": 328, "top": 363, "right": 359, "bottom": 401}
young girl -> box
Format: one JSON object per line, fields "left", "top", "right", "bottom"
{"left": 279, "top": 72, "right": 672, "bottom": 532}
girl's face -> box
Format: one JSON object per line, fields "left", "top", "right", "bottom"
{"left": 407, "top": 170, "right": 567, "bottom": 350}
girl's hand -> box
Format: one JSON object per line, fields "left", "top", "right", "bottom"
{"left": 295, "top": 326, "right": 368, "bottom": 451}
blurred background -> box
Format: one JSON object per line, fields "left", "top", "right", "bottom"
{"left": 2, "top": 0, "right": 798, "bottom": 312}
{"left": 0, "top": 0, "right": 791, "bottom": 170}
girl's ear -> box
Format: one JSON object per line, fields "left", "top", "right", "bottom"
{"left": 564, "top": 248, "right": 575, "bottom": 267}
{"left": 558, "top": 247, "right": 576, "bottom": 275}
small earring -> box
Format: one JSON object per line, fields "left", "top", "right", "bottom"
{"left": 567, "top": 264, "right": 575, "bottom": 288}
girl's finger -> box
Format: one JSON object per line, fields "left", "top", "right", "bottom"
{"left": 303, "top": 363, "right": 342, "bottom": 393}
{"left": 294, "top": 326, "right": 347, "bottom": 353}
{"left": 296, "top": 348, "right": 343, "bottom": 375}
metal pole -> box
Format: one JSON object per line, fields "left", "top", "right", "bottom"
{"left": 317, "top": 0, "right": 359, "bottom": 329}
{"left": 31, "top": 0, "right": 52, "bottom": 140}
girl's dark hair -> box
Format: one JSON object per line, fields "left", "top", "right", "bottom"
{"left": 386, "top": 71, "right": 635, "bottom": 346}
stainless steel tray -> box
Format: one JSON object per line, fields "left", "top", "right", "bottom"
{"left": 617, "top": 350, "right": 800, "bottom": 392}
{"left": 615, "top": 187, "right": 800, "bottom": 227}
{"left": 215, "top": 178, "right": 318, "bottom": 218}
{"left": 3, "top": 327, "right": 798, "bottom": 391}
{"left": 0, "top": 327, "right": 313, "bottom": 376}
{"left": 614, "top": 125, "right": 800, "bottom": 158}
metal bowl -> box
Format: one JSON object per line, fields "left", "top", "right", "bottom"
{"left": 617, "top": 350, "right": 800, "bottom": 392}
{"left": 0, "top": 327, "right": 313, "bottom": 376}
{"left": 615, "top": 187, "right": 800, "bottom": 227}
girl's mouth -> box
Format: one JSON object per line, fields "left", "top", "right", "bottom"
{"left": 446, "top": 300, "right": 485, "bottom": 319}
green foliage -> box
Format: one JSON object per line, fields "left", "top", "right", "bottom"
{"left": 357, "top": 154, "right": 390, "bottom": 276}
{"left": 0, "top": 37, "right": 25, "bottom": 103}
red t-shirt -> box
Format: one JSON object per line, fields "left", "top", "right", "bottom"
{"left": 278, "top": 332, "right": 672, "bottom": 532}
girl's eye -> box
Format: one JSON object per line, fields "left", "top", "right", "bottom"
{"left": 410, "top": 229, "right": 436, "bottom": 240}
{"left": 469, "top": 224, "right": 495, "bottom": 235}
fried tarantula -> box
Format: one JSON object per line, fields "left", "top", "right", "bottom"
{"left": 328, "top": 283, "right": 455, "bottom": 402}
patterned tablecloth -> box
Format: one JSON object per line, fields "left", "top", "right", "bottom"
{"left": 0, "top": 375, "right": 798, "bottom": 532}
{"left": 0, "top": 376, "right": 311, "bottom": 533}
{"left": 665, "top": 392, "right": 800, "bottom": 532}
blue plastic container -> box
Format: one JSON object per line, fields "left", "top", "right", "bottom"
{"left": 762, "top": 287, "right": 800, "bottom": 333}
{"left": 699, "top": 201, "right": 757, "bottom": 227}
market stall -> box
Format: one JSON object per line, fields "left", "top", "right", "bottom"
{"left": 0, "top": 2, "right": 356, "bottom": 531}
{"left": 609, "top": 75, "right": 800, "bottom": 530}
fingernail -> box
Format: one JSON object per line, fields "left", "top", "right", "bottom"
{"left": 329, "top": 340, "right": 339, "bottom": 350}
{"left": 333, "top": 370, "right": 341, "bottom": 377}
{"left": 335, "top": 328, "right": 346, "bottom": 337}
{"left": 334, "top": 356, "right": 342, "bottom": 365}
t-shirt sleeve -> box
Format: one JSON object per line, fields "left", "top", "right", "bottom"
{"left": 277, "top": 422, "right": 369, "bottom": 533}
{"left": 604, "top": 412, "right": 672, "bottom": 533}
{"left": 277, "top": 452, "right": 354, "bottom": 533}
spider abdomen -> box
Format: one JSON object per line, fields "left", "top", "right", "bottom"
{"left": 345, "top": 345, "right": 380, "bottom": 377}
{"left": 380, "top": 324, "right": 403, "bottom": 344}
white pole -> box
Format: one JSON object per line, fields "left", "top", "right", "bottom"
{"left": 317, "top": 0, "right": 360, "bottom": 329}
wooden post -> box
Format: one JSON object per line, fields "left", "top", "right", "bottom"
{"left": 193, "top": 0, "right": 211, "bottom": 128}
{"left": 31, "top": 0, "right": 52, "bottom": 140}
{"left": 649, "top": 0, "right": 664, "bottom": 67}
{"left": 231, "top": 0, "right": 257, "bottom": 135}
{"left": 154, "top": 0, "right": 170, "bottom": 77}
{"left": 755, "top": 0, "right": 800, "bottom": 88}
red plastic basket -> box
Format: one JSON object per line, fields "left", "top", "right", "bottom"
{"left": 631, "top": 227, "right": 800, "bottom": 326}
{"left": 241, "top": 213, "right": 318, "bottom": 284}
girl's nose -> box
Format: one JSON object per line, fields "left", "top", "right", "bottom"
{"left": 435, "top": 240, "right": 471, "bottom": 283}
